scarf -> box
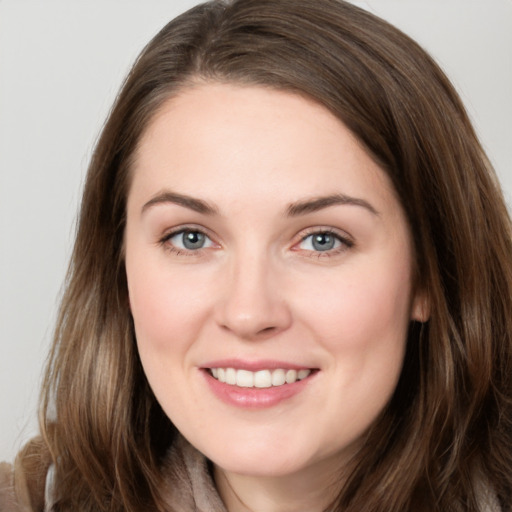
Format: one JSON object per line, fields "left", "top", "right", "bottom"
{"left": 0, "top": 436, "right": 226, "bottom": 512}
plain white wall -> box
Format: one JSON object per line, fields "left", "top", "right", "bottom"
{"left": 0, "top": 0, "right": 510, "bottom": 462}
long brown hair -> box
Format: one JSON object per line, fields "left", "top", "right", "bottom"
{"left": 36, "top": 0, "right": 512, "bottom": 510}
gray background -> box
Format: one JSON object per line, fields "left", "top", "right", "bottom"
{"left": 1, "top": 0, "right": 511, "bottom": 461}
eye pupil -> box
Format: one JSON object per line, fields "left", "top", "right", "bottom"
{"left": 183, "top": 231, "right": 205, "bottom": 249}
{"left": 312, "top": 233, "right": 335, "bottom": 251}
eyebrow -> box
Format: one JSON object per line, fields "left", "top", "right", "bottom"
{"left": 142, "top": 191, "right": 219, "bottom": 215}
{"left": 286, "top": 194, "right": 379, "bottom": 217}
{"left": 141, "top": 190, "right": 378, "bottom": 217}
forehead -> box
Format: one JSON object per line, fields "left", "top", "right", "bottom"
{"left": 129, "top": 82, "right": 397, "bottom": 213}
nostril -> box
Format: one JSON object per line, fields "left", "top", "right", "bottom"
{"left": 215, "top": 293, "right": 293, "bottom": 339}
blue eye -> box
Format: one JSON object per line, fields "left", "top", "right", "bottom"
{"left": 167, "top": 230, "right": 214, "bottom": 251}
{"left": 299, "top": 232, "right": 348, "bottom": 252}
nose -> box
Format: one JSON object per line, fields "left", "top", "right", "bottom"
{"left": 215, "top": 253, "right": 292, "bottom": 340}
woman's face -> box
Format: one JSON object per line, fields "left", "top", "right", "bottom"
{"left": 125, "top": 83, "right": 426, "bottom": 480}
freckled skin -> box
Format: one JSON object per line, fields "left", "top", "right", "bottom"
{"left": 124, "top": 83, "right": 426, "bottom": 509}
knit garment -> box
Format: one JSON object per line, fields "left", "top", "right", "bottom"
{"left": 0, "top": 435, "right": 502, "bottom": 511}
{"left": 0, "top": 436, "right": 226, "bottom": 512}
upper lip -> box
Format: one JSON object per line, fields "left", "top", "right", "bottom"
{"left": 201, "top": 359, "right": 317, "bottom": 372}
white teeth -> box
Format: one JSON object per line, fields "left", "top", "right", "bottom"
{"left": 236, "top": 369, "right": 254, "bottom": 388}
{"left": 254, "top": 370, "right": 272, "bottom": 388}
{"left": 298, "top": 369, "right": 310, "bottom": 380}
{"left": 285, "top": 369, "right": 297, "bottom": 384}
{"left": 271, "top": 369, "right": 286, "bottom": 386}
{"left": 225, "top": 368, "right": 237, "bottom": 385}
{"left": 210, "top": 367, "right": 312, "bottom": 388}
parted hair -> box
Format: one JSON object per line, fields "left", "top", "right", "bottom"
{"left": 34, "top": 0, "right": 512, "bottom": 510}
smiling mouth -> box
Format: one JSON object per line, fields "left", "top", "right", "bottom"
{"left": 207, "top": 367, "right": 315, "bottom": 388}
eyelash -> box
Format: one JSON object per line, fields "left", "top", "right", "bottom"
{"left": 294, "top": 228, "right": 354, "bottom": 258}
{"left": 159, "top": 226, "right": 214, "bottom": 257}
{"left": 158, "top": 226, "right": 354, "bottom": 258}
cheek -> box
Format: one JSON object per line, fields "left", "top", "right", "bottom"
{"left": 295, "top": 255, "right": 413, "bottom": 353}
{"left": 293, "top": 257, "right": 413, "bottom": 442}
{"left": 126, "top": 256, "right": 217, "bottom": 421}
{"left": 126, "top": 254, "right": 214, "bottom": 356}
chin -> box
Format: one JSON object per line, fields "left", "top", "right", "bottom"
{"left": 212, "top": 451, "right": 314, "bottom": 478}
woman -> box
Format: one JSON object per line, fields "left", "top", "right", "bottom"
{"left": 1, "top": 0, "right": 511, "bottom": 510}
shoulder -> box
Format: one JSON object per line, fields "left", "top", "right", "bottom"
{"left": 160, "top": 435, "right": 227, "bottom": 512}
{"left": 0, "top": 438, "right": 52, "bottom": 512}
{"left": 0, "top": 460, "right": 33, "bottom": 512}
{"left": 0, "top": 461, "right": 21, "bottom": 511}
{"left": 478, "top": 485, "right": 504, "bottom": 512}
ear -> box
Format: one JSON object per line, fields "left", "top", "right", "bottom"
{"left": 411, "top": 289, "right": 430, "bottom": 323}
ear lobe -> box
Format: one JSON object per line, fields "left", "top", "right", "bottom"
{"left": 411, "top": 291, "right": 430, "bottom": 323}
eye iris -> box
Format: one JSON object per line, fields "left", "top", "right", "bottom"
{"left": 182, "top": 231, "right": 205, "bottom": 250}
{"left": 312, "top": 233, "right": 335, "bottom": 251}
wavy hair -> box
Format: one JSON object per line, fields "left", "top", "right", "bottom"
{"left": 33, "top": 0, "right": 512, "bottom": 510}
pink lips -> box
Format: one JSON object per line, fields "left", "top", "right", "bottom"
{"left": 201, "top": 359, "right": 317, "bottom": 409}
{"left": 202, "top": 358, "right": 311, "bottom": 371}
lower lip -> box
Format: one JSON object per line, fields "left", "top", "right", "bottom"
{"left": 202, "top": 370, "right": 316, "bottom": 409}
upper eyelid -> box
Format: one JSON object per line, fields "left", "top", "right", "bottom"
{"left": 160, "top": 224, "right": 213, "bottom": 240}
{"left": 292, "top": 229, "right": 355, "bottom": 257}
{"left": 159, "top": 227, "right": 217, "bottom": 255}
{"left": 157, "top": 224, "right": 354, "bottom": 249}
{"left": 296, "top": 226, "right": 354, "bottom": 244}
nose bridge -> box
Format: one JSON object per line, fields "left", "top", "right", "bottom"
{"left": 216, "top": 242, "right": 291, "bottom": 339}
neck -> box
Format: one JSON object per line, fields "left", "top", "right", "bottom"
{"left": 213, "top": 457, "right": 346, "bottom": 512}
